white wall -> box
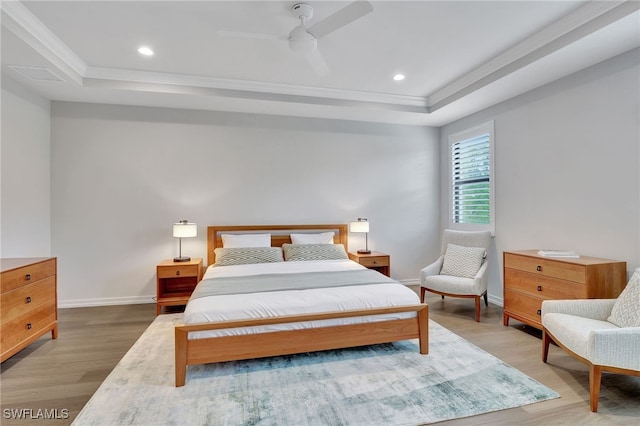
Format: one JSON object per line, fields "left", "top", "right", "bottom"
{"left": 440, "top": 49, "right": 640, "bottom": 305}
{"left": 51, "top": 104, "right": 440, "bottom": 306}
{"left": 1, "top": 75, "right": 51, "bottom": 257}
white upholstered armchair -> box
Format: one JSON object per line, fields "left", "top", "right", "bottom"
{"left": 419, "top": 229, "right": 492, "bottom": 322}
{"left": 541, "top": 267, "right": 640, "bottom": 412}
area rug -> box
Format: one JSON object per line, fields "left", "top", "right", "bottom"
{"left": 73, "top": 314, "right": 558, "bottom": 425}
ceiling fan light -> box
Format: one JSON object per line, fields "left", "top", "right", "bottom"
{"left": 288, "top": 27, "right": 317, "bottom": 53}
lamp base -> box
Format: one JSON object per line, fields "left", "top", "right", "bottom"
{"left": 173, "top": 256, "right": 191, "bottom": 262}
{"left": 357, "top": 249, "right": 371, "bottom": 254}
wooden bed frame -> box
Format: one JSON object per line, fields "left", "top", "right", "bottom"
{"left": 174, "top": 224, "right": 429, "bottom": 387}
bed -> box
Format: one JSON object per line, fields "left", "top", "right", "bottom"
{"left": 174, "top": 224, "right": 429, "bottom": 387}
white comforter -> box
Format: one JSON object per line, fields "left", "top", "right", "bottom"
{"left": 183, "top": 259, "right": 420, "bottom": 339}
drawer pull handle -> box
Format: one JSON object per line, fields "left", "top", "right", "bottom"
{"left": 175, "top": 271, "right": 181, "bottom": 276}
{"left": 25, "top": 274, "right": 32, "bottom": 281}
{"left": 373, "top": 261, "right": 377, "bottom": 264}
{"left": 536, "top": 266, "right": 542, "bottom": 272}
{"left": 537, "top": 309, "right": 541, "bottom": 316}
{"left": 537, "top": 285, "right": 542, "bottom": 292}
{"left": 26, "top": 323, "right": 32, "bottom": 330}
{"left": 26, "top": 296, "right": 32, "bottom": 303}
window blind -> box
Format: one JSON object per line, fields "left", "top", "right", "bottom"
{"left": 451, "top": 133, "right": 490, "bottom": 225}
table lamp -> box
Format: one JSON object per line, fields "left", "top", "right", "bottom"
{"left": 349, "top": 218, "right": 370, "bottom": 254}
{"left": 173, "top": 220, "right": 197, "bottom": 262}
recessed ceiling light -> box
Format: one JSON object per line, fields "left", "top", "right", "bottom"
{"left": 137, "top": 46, "right": 154, "bottom": 56}
{"left": 393, "top": 74, "right": 405, "bottom": 81}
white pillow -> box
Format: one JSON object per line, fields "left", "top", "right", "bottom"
{"left": 221, "top": 233, "right": 271, "bottom": 248}
{"left": 440, "top": 244, "right": 485, "bottom": 279}
{"left": 290, "top": 232, "right": 335, "bottom": 245}
{"left": 607, "top": 267, "right": 640, "bottom": 327}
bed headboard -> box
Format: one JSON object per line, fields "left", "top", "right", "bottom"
{"left": 206, "top": 224, "right": 349, "bottom": 267}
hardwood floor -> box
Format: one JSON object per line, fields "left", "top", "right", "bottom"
{"left": 1, "top": 295, "right": 638, "bottom": 425}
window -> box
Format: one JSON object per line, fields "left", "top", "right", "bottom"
{"left": 448, "top": 121, "right": 495, "bottom": 235}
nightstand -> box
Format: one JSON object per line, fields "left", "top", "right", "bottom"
{"left": 348, "top": 251, "right": 390, "bottom": 277}
{"left": 156, "top": 258, "right": 203, "bottom": 315}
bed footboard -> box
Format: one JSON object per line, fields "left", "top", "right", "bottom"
{"left": 175, "top": 304, "right": 429, "bottom": 387}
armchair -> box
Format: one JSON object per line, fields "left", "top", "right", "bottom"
{"left": 419, "top": 229, "right": 492, "bottom": 322}
{"left": 541, "top": 267, "right": 640, "bottom": 412}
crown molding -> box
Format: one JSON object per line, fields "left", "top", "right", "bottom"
{"left": 84, "top": 66, "right": 429, "bottom": 113}
{"left": 1, "top": 0, "right": 87, "bottom": 84}
{"left": 426, "top": 0, "right": 640, "bottom": 112}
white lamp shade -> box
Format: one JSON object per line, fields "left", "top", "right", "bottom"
{"left": 173, "top": 222, "right": 197, "bottom": 238}
{"left": 349, "top": 220, "right": 369, "bottom": 233}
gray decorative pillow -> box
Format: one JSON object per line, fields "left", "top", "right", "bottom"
{"left": 282, "top": 243, "right": 348, "bottom": 261}
{"left": 214, "top": 247, "right": 283, "bottom": 266}
{"left": 440, "top": 244, "right": 485, "bottom": 279}
{"left": 607, "top": 267, "right": 640, "bottom": 327}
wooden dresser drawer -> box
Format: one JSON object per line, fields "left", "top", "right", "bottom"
{"left": 504, "top": 290, "right": 543, "bottom": 327}
{"left": 1, "top": 258, "right": 56, "bottom": 293}
{"left": 358, "top": 256, "right": 389, "bottom": 268}
{"left": 1, "top": 307, "right": 56, "bottom": 352}
{"left": 1, "top": 277, "right": 56, "bottom": 322}
{"left": 157, "top": 264, "right": 199, "bottom": 279}
{"left": 504, "top": 252, "right": 585, "bottom": 283}
{"left": 503, "top": 268, "right": 587, "bottom": 299}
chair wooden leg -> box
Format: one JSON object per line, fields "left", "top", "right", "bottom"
{"left": 542, "top": 329, "right": 550, "bottom": 363}
{"left": 474, "top": 296, "right": 481, "bottom": 322}
{"left": 589, "top": 364, "right": 602, "bottom": 412}
{"left": 420, "top": 287, "right": 426, "bottom": 303}
{"left": 441, "top": 295, "right": 444, "bottom": 300}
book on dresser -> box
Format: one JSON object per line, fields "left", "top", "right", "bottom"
{"left": 503, "top": 250, "right": 626, "bottom": 330}
{"left": 1, "top": 257, "right": 58, "bottom": 362}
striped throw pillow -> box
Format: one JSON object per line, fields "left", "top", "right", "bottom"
{"left": 440, "top": 244, "right": 485, "bottom": 278}
{"left": 214, "top": 247, "right": 283, "bottom": 266}
{"left": 282, "top": 243, "right": 348, "bottom": 261}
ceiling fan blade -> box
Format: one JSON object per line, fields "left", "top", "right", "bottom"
{"left": 217, "top": 30, "right": 287, "bottom": 42}
{"left": 307, "top": 1, "right": 373, "bottom": 39}
{"left": 304, "top": 49, "right": 330, "bottom": 76}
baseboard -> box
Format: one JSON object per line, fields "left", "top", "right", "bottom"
{"left": 59, "top": 295, "right": 155, "bottom": 308}
{"left": 488, "top": 294, "right": 504, "bottom": 307}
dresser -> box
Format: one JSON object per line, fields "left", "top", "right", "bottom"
{"left": 503, "top": 250, "right": 626, "bottom": 330}
{"left": 1, "top": 257, "right": 58, "bottom": 362}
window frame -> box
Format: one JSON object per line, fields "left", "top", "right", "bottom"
{"left": 448, "top": 120, "right": 495, "bottom": 236}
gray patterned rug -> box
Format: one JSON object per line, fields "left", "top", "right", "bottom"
{"left": 73, "top": 314, "right": 558, "bottom": 425}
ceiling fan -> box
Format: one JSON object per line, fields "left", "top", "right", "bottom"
{"left": 218, "top": 1, "right": 374, "bottom": 76}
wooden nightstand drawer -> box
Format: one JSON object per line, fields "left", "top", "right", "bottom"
{"left": 358, "top": 256, "right": 389, "bottom": 268}
{"left": 157, "top": 264, "right": 199, "bottom": 279}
